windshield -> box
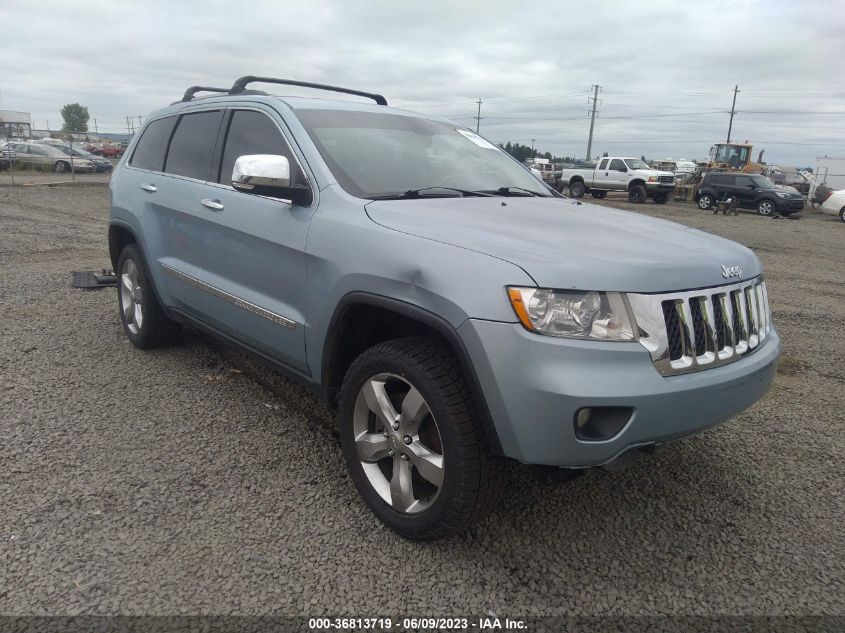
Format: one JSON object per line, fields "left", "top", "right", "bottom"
{"left": 624, "top": 159, "right": 650, "bottom": 170}
{"left": 296, "top": 109, "right": 551, "bottom": 198}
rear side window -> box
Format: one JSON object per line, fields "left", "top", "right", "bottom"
{"left": 130, "top": 116, "right": 176, "bottom": 171}
{"left": 164, "top": 110, "right": 223, "bottom": 180}
{"left": 217, "top": 110, "right": 306, "bottom": 187}
{"left": 598, "top": 159, "right": 608, "bottom": 170}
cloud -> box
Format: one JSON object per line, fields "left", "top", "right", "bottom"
{"left": 1, "top": 0, "right": 843, "bottom": 164}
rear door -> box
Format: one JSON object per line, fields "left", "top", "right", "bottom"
{"left": 158, "top": 106, "right": 313, "bottom": 373}
{"left": 592, "top": 158, "right": 611, "bottom": 189}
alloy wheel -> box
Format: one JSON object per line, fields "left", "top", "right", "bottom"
{"left": 758, "top": 200, "right": 774, "bottom": 216}
{"left": 352, "top": 373, "right": 444, "bottom": 514}
{"left": 698, "top": 195, "right": 712, "bottom": 209}
{"left": 120, "top": 259, "right": 144, "bottom": 334}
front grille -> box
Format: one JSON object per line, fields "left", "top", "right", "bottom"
{"left": 658, "top": 175, "right": 675, "bottom": 183}
{"left": 628, "top": 277, "right": 771, "bottom": 376}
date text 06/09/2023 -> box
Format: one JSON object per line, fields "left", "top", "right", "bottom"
{"left": 307, "top": 616, "right": 527, "bottom": 630}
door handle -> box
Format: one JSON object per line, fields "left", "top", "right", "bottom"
{"left": 140, "top": 183, "right": 157, "bottom": 192}
{"left": 201, "top": 198, "right": 224, "bottom": 211}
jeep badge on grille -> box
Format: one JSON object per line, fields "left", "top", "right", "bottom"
{"left": 721, "top": 265, "right": 743, "bottom": 279}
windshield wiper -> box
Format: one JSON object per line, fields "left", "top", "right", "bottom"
{"left": 369, "top": 187, "right": 494, "bottom": 200}
{"left": 479, "top": 186, "right": 546, "bottom": 197}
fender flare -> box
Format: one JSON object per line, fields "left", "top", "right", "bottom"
{"left": 321, "top": 292, "right": 504, "bottom": 456}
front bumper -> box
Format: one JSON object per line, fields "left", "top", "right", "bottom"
{"left": 459, "top": 319, "right": 780, "bottom": 467}
{"left": 645, "top": 182, "right": 675, "bottom": 193}
{"left": 775, "top": 197, "right": 805, "bottom": 213}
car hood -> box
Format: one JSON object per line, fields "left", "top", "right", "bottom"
{"left": 365, "top": 197, "right": 762, "bottom": 293}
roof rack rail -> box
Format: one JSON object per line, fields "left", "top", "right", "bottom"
{"left": 181, "top": 86, "right": 230, "bottom": 102}
{"left": 228, "top": 76, "right": 388, "bottom": 106}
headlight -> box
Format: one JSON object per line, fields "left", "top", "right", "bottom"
{"left": 776, "top": 192, "right": 789, "bottom": 198}
{"left": 507, "top": 287, "right": 636, "bottom": 340}
{"left": 647, "top": 176, "right": 657, "bottom": 182}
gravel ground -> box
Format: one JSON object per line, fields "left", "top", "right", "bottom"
{"left": 0, "top": 184, "right": 843, "bottom": 618}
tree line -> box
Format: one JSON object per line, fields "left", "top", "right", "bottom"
{"left": 497, "top": 141, "right": 575, "bottom": 164}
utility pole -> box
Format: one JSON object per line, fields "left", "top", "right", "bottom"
{"left": 93, "top": 118, "right": 98, "bottom": 135}
{"left": 46, "top": 120, "right": 50, "bottom": 133}
{"left": 474, "top": 98, "right": 483, "bottom": 133}
{"left": 727, "top": 84, "right": 740, "bottom": 143}
{"left": 136, "top": 114, "right": 143, "bottom": 129}
{"left": 531, "top": 139, "right": 536, "bottom": 151}
{"left": 585, "top": 84, "right": 601, "bottom": 161}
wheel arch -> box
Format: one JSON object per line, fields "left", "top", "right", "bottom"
{"left": 628, "top": 178, "right": 646, "bottom": 190}
{"left": 108, "top": 221, "right": 138, "bottom": 271}
{"left": 321, "top": 292, "right": 504, "bottom": 455}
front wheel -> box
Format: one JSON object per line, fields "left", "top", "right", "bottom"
{"left": 568, "top": 181, "right": 585, "bottom": 198}
{"left": 652, "top": 192, "right": 668, "bottom": 204}
{"left": 628, "top": 184, "right": 647, "bottom": 203}
{"left": 757, "top": 199, "right": 776, "bottom": 216}
{"left": 338, "top": 337, "right": 503, "bottom": 541}
{"left": 697, "top": 194, "right": 714, "bottom": 210}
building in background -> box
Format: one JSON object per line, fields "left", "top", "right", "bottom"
{"left": 0, "top": 110, "right": 32, "bottom": 139}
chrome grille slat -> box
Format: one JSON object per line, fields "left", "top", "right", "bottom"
{"left": 628, "top": 277, "right": 772, "bottom": 376}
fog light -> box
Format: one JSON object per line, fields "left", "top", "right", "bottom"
{"left": 575, "top": 408, "right": 592, "bottom": 429}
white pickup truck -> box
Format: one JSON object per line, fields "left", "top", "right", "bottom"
{"left": 558, "top": 157, "right": 676, "bottom": 204}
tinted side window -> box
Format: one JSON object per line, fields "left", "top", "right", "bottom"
{"left": 708, "top": 174, "right": 734, "bottom": 186}
{"left": 609, "top": 159, "right": 626, "bottom": 171}
{"left": 735, "top": 176, "right": 754, "bottom": 188}
{"left": 164, "top": 110, "right": 223, "bottom": 180}
{"left": 218, "top": 110, "right": 306, "bottom": 187}
{"left": 130, "top": 116, "right": 176, "bottom": 171}
{"left": 598, "top": 159, "right": 608, "bottom": 170}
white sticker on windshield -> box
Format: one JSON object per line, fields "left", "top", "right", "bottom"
{"left": 456, "top": 129, "right": 499, "bottom": 150}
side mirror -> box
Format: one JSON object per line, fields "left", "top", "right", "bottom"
{"left": 232, "top": 154, "right": 312, "bottom": 206}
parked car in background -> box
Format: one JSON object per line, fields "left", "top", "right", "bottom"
{"left": 56, "top": 145, "right": 114, "bottom": 172}
{"left": 87, "top": 144, "right": 125, "bottom": 158}
{"left": 696, "top": 172, "right": 805, "bottom": 216}
{"left": 819, "top": 189, "right": 845, "bottom": 222}
{"left": 1, "top": 141, "right": 95, "bottom": 173}
{"left": 558, "top": 156, "right": 676, "bottom": 203}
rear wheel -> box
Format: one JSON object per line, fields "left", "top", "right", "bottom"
{"left": 590, "top": 191, "right": 607, "bottom": 199}
{"left": 757, "top": 199, "right": 776, "bottom": 216}
{"left": 628, "top": 184, "right": 647, "bottom": 203}
{"left": 338, "top": 337, "right": 504, "bottom": 541}
{"left": 117, "top": 244, "right": 181, "bottom": 348}
{"left": 569, "top": 181, "right": 585, "bottom": 198}
{"left": 653, "top": 192, "right": 668, "bottom": 204}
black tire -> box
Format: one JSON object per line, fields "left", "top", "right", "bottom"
{"left": 591, "top": 191, "right": 607, "bottom": 199}
{"left": 653, "top": 192, "right": 668, "bottom": 204}
{"left": 116, "top": 243, "right": 181, "bottom": 349}
{"left": 697, "top": 194, "right": 714, "bottom": 210}
{"left": 54, "top": 161, "right": 69, "bottom": 174}
{"left": 757, "top": 199, "right": 776, "bottom": 216}
{"left": 569, "top": 181, "right": 586, "bottom": 198}
{"left": 628, "top": 183, "right": 647, "bottom": 203}
{"left": 338, "top": 337, "right": 504, "bottom": 541}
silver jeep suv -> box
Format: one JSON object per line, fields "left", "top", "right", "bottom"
{"left": 109, "top": 77, "right": 779, "bottom": 540}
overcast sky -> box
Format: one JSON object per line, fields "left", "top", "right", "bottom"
{"left": 2, "top": 0, "right": 843, "bottom": 165}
